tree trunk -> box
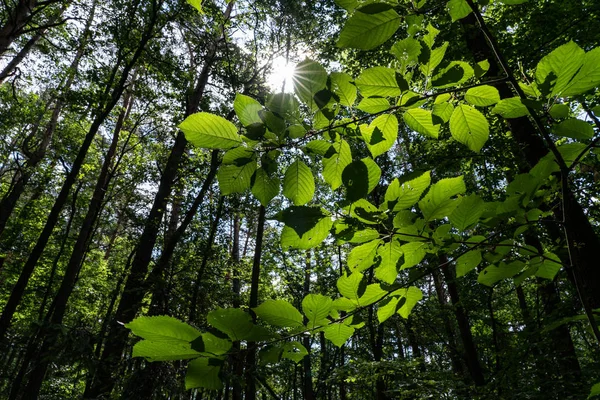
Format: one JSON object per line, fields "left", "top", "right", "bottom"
{"left": 440, "top": 256, "right": 485, "bottom": 386}
{"left": 0, "top": 0, "right": 95, "bottom": 238}
{"left": 0, "top": 0, "right": 38, "bottom": 56}
{"left": 245, "top": 205, "right": 266, "bottom": 400}
{"left": 84, "top": 3, "right": 236, "bottom": 394}
{"left": 462, "top": 0, "right": 600, "bottom": 315}
{"left": 189, "top": 196, "right": 224, "bottom": 322}
{"left": 431, "top": 267, "right": 464, "bottom": 376}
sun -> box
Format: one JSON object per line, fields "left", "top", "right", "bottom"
{"left": 267, "top": 56, "right": 296, "bottom": 93}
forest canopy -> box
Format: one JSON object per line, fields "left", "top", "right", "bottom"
{"left": 1, "top": 0, "right": 600, "bottom": 399}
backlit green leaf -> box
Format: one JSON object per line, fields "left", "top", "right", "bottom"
{"left": 492, "top": 97, "right": 529, "bottom": 118}
{"left": 252, "top": 168, "right": 279, "bottom": 206}
{"left": 293, "top": 59, "right": 328, "bottom": 111}
{"left": 355, "top": 67, "right": 401, "bottom": 98}
{"left": 234, "top": 94, "right": 263, "bottom": 127}
{"left": 337, "top": 10, "right": 401, "bottom": 50}
{"left": 323, "top": 140, "right": 352, "bottom": 190}
{"left": 330, "top": 72, "right": 357, "bottom": 107}
{"left": 185, "top": 358, "right": 223, "bottom": 390}
{"left": 447, "top": 0, "right": 472, "bottom": 21}
{"left": 465, "top": 85, "right": 500, "bottom": 107}
{"left": 450, "top": 104, "right": 489, "bottom": 152}
{"left": 180, "top": 112, "right": 242, "bottom": 149}
{"left": 404, "top": 108, "right": 440, "bottom": 138}
{"left": 397, "top": 286, "right": 423, "bottom": 318}
{"left": 254, "top": 300, "right": 304, "bottom": 328}
{"left": 348, "top": 239, "right": 382, "bottom": 272}
{"left": 324, "top": 323, "right": 354, "bottom": 347}
{"left": 456, "top": 250, "right": 482, "bottom": 277}
{"left": 283, "top": 160, "right": 315, "bottom": 205}
{"left": 361, "top": 114, "right": 399, "bottom": 158}
{"left": 217, "top": 161, "right": 257, "bottom": 195}
{"left": 450, "top": 193, "right": 484, "bottom": 230}
{"left": 419, "top": 176, "right": 466, "bottom": 221}
{"left": 384, "top": 171, "right": 431, "bottom": 210}
{"left": 552, "top": 119, "right": 594, "bottom": 140}
{"left": 478, "top": 261, "right": 525, "bottom": 286}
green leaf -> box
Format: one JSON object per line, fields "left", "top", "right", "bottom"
{"left": 323, "top": 140, "right": 352, "bottom": 190}
{"left": 254, "top": 300, "right": 304, "bottom": 328}
{"left": 535, "top": 252, "right": 562, "bottom": 280}
{"left": 384, "top": 171, "right": 431, "bottom": 210}
{"left": 447, "top": 0, "right": 472, "bottom": 21}
{"left": 337, "top": 272, "right": 364, "bottom": 302}
{"left": 549, "top": 103, "right": 570, "bottom": 119}
{"left": 449, "top": 104, "right": 489, "bottom": 152}
{"left": 464, "top": 85, "right": 500, "bottom": 107}
{"left": 375, "top": 238, "right": 403, "bottom": 283}
{"left": 342, "top": 159, "right": 380, "bottom": 202}
{"left": 361, "top": 114, "right": 399, "bottom": 158}
{"left": 362, "top": 157, "right": 382, "bottom": 194}
{"left": 180, "top": 112, "right": 242, "bottom": 149}
{"left": 252, "top": 168, "right": 279, "bottom": 206}
{"left": 324, "top": 323, "right": 354, "bottom": 347}
{"left": 421, "top": 42, "right": 449, "bottom": 76}
{"left": 478, "top": 261, "right": 525, "bottom": 286}
{"left": 355, "top": 67, "right": 401, "bottom": 98}
{"left": 222, "top": 147, "right": 254, "bottom": 166}
{"left": 432, "top": 61, "right": 474, "bottom": 89}
{"left": 348, "top": 239, "right": 382, "bottom": 272}
{"left": 397, "top": 286, "right": 423, "bottom": 318}
{"left": 357, "top": 98, "right": 390, "bottom": 114}
{"left": 267, "top": 93, "right": 300, "bottom": 118}
{"left": 186, "top": 0, "right": 203, "bottom": 13}
{"left": 302, "top": 294, "right": 333, "bottom": 329}
{"left": 535, "top": 41, "right": 585, "bottom": 96}
{"left": 191, "top": 332, "right": 232, "bottom": 356}
{"left": 390, "top": 38, "right": 422, "bottom": 72}
{"left": 456, "top": 250, "right": 482, "bottom": 277}
{"left": 234, "top": 94, "right": 263, "bottom": 127}
{"left": 330, "top": 72, "right": 357, "bottom": 107}
{"left": 432, "top": 102, "right": 454, "bottom": 123}
{"left": 419, "top": 176, "right": 466, "bottom": 221}
{"left": 280, "top": 211, "right": 333, "bottom": 249}
{"left": 217, "top": 161, "right": 257, "bottom": 195}
{"left": 403, "top": 108, "right": 440, "bottom": 139}
{"left": 185, "top": 358, "right": 223, "bottom": 390}
{"left": 283, "top": 160, "right": 315, "bottom": 206}
{"left": 492, "top": 97, "right": 530, "bottom": 118}
{"left": 562, "top": 47, "right": 600, "bottom": 96}
{"left": 552, "top": 119, "right": 594, "bottom": 140}
{"left": 377, "top": 296, "right": 401, "bottom": 323}
{"left": 126, "top": 316, "right": 201, "bottom": 343}
{"left": 293, "top": 59, "right": 328, "bottom": 111}
{"left": 337, "top": 10, "right": 401, "bottom": 50}
{"left": 207, "top": 308, "right": 254, "bottom": 341}
{"left": 588, "top": 382, "right": 600, "bottom": 399}
{"left": 358, "top": 283, "right": 388, "bottom": 306}
{"left": 400, "top": 242, "right": 428, "bottom": 269}
{"left": 450, "top": 194, "right": 484, "bottom": 230}
{"left": 132, "top": 340, "right": 201, "bottom": 362}
{"left": 281, "top": 342, "right": 308, "bottom": 363}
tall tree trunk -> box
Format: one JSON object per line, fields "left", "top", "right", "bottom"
{"left": 0, "top": 0, "right": 38, "bottom": 56}
{"left": 231, "top": 212, "right": 243, "bottom": 400}
{"left": 300, "top": 250, "right": 314, "bottom": 400}
{"left": 440, "top": 255, "right": 485, "bottom": 386}
{"left": 0, "top": 0, "right": 149, "bottom": 340}
{"left": 147, "top": 150, "right": 220, "bottom": 316}
{"left": 462, "top": 0, "right": 600, "bottom": 317}
{"left": 431, "top": 267, "right": 464, "bottom": 376}
{"left": 0, "top": 0, "right": 95, "bottom": 238}
{"left": 84, "top": 5, "right": 236, "bottom": 397}
{"left": 189, "top": 196, "right": 224, "bottom": 322}
{"left": 19, "top": 81, "right": 136, "bottom": 399}
{"left": 244, "top": 205, "right": 266, "bottom": 400}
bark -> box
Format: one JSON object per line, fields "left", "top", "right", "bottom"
{"left": 462, "top": 0, "right": 600, "bottom": 315}
{"left": 0, "top": 0, "right": 37, "bottom": 56}
{"left": 231, "top": 213, "right": 243, "bottom": 400}
{"left": 431, "top": 267, "right": 464, "bottom": 375}
{"left": 147, "top": 150, "right": 220, "bottom": 316}
{"left": 85, "top": 4, "right": 236, "bottom": 396}
{"left": 300, "top": 250, "right": 314, "bottom": 400}
{"left": 20, "top": 82, "right": 135, "bottom": 398}
{"left": 245, "top": 205, "right": 266, "bottom": 400}
{"left": 189, "top": 196, "right": 224, "bottom": 322}
{"left": 0, "top": 28, "right": 43, "bottom": 84}
{"left": 440, "top": 255, "right": 485, "bottom": 386}
{"left": 0, "top": 0, "right": 95, "bottom": 238}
